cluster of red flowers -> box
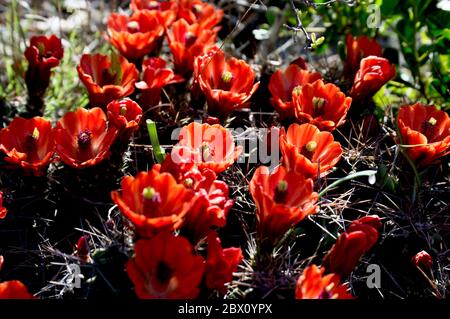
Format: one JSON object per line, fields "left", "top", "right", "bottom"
{"left": 295, "top": 215, "right": 382, "bottom": 299}
{"left": 112, "top": 122, "right": 243, "bottom": 298}
{"left": 269, "top": 34, "right": 396, "bottom": 123}
{"left": 0, "top": 100, "right": 143, "bottom": 174}
{"left": 1, "top": 0, "right": 449, "bottom": 300}
{"left": 254, "top": 41, "right": 394, "bottom": 298}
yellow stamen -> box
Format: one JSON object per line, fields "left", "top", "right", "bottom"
{"left": 305, "top": 141, "right": 317, "bottom": 153}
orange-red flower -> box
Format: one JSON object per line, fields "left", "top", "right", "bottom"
{"left": 194, "top": 47, "right": 260, "bottom": 117}
{"left": 0, "top": 117, "right": 55, "bottom": 175}
{"left": 268, "top": 64, "right": 322, "bottom": 119}
{"left": 344, "top": 34, "right": 382, "bottom": 81}
{"left": 107, "top": 10, "right": 164, "bottom": 61}
{"left": 0, "top": 280, "right": 34, "bottom": 299}
{"left": 412, "top": 250, "right": 433, "bottom": 271}
{"left": 249, "top": 165, "right": 319, "bottom": 244}
{"left": 177, "top": 0, "right": 224, "bottom": 30}
{"left": 54, "top": 108, "right": 118, "bottom": 169}
{"left": 293, "top": 79, "right": 352, "bottom": 131}
{"left": 182, "top": 168, "right": 234, "bottom": 240}
{"left": 279, "top": 123, "right": 342, "bottom": 179}
{"left": 77, "top": 53, "right": 139, "bottom": 108}
{"left": 322, "top": 215, "right": 382, "bottom": 277}
{"left": 130, "top": 0, "right": 178, "bottom": 27}
{"left": 107, "top": 98, "right": 142, "bottom": 141}
{"left": 111, "top": 165, "right": 194, "bottom": 237}
{"left": 397, "top": 103, "right": 450, "bottom": 166}
{"left": 172, "top": 121, "right": 242, "bottom": 173}
{"left": 24, "top": 35, "right": 63, "bottom": 99}
{"left": 135, "top": 57, "right": 184, "bottom": 109}
{"left": 159, "top": 155, "right": 233, "bottom": 241}
{"left": 167, "top": 19, "right": 217, "bottom": 77}
{"left": 295, "top": 265, "right": 353, "bottom": 299}
{"left": 349, "top": 56, "right": 396, "bottom": 101}
{"left": 76, "top": 235, "right": 92, "bottom": 263}
{"left": 205, "top": 231, "right": 243, "bottom": 294}
{"left": 0, "top": 192, "right": 6, "bottom": 219}
{"left": 126, "top": 233, "right": 205, "bottom": 299}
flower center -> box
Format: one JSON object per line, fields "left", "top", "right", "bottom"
{"left": 192, "top": 4, "right": 203, "bottom": 14}
{"left": 156, "top": 261, "right": 173, "bottom": 284}
{"left": 142, "top": 186, "right": 161, "bottom": 203}
{"left": 184, "top": 32, "right": 198, "bottom": 47}
{"left": 77, "top": 129, "right": 92, "bottom": 148}
{"left": 221, "top": 71, "right": 233, "bottom": 84}
{"left": 292, "top": 85, "right": 302, "bottom": 96}
{"left": 100, "top": 69, "right": 118, "bottom": 86}
{"left": 305, "top": 141, "right": 317, "bottom": 153}
{"left": 127, "top": 21, "right": 140, "bottom": 33}
{"left": 421, "top": 117, "right": 438, "bottom": 139}
{"left": 146, "top": 1, "right": 159, "bottom": 9}
{"left": 274, "top": 180, "right": 288, "bottom": 204}
{"left": 120, "top": 106, "right": 127, "bottom": 116}
{"left": 428, "top": 117, "right": 437, "bottom": 126}
{"left": 32, "top": 127, "right": 40, "bottom": 141}
{"left": 300, "top": 141, "right": 317, "bottom": 160}
{"left": 200, "top": 142, "right": 214, "bottom": 162}
{"left": 312, "top": 97, "right": 327, "bottom": 117}
{"left": 183, "top": 178, "right": 194, "bottom": 189}
{"left": 24, "top": 127, "right": 40, "bottom": 152}
{"left": 37, "top": 43, "right": 46, "bottom": 56}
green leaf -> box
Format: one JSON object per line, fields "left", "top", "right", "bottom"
{"left": 146, "top": 120, "right": 166, "bottom": 164}
{"left": 381, "top": 0, "right": 400, "bottom": 16}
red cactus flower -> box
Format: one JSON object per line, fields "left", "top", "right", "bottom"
{"left": 268, "top": 64, "right": 322, "bottom": 119}
{"left": 295, "top": 265, "right": 353, "bottom": 299}
{"left": 397, "top": 103, "right": 450, "bottom": 166}
{"left": 0, "top": 280, "right": 34, "bottom": 299}
{"left": 279, "top": 123, "right": 342, "bottom": 179}
{"left": 0, "top": 117, "right": 55, "bottom": 175}
{"left": 194, "top": 47, "right": 260, "bottom": 117}
{"left": 135, "top": 57, "right": 184, "bottom": 109}
{"left": 344, "top": 34, "right": 382, "bottom": 81}
{"left": 349, "top": 56, "right": 396, "bottom": 101}
{"left": 249, "top": 165, "right": 319, "bottom": 244}
{"left": 172, "top": 121, "right": 242, "bottom": 173}
{"left": 77, "top": 53, "right": 139, "bottom": 108}
{"left": 182, "top": 168, "right": 234, "bottom": 240}
{"left": 107, "top": 10, "right": 164, "bottom": 61}
{"left": 293, "top": 79, "right": 352, "bottom": 131}
{"left": 322, "top": 215, "right": 382, "bottom": 277}
{"left": 205, "top": 231, "right": 243, "bottom": 294}
{"left": 24, "top": 35, "right": 64, "bottom": 99}
{"left": 0, "top": 192, "right": 6, "bottom": 219}
{"left": 167, "top": 19, "right": 217, "bottom": 77}
{"left": 412, "top": 250, "right": 433, "bottom": 271}
{"left": 159, "top": 148, "right": 196, "bottom": 182}
{"left": 177, "top": 0, "right": 224, "bottom": 30}
{"left": 130, "top": 0, "right": 178, "bottom": 27}
{"left": 111, "top": 165, "right": 194, "bottom": 237}
{"left": 54, "top": 107, "right": 118, "bottom": 169}
{"left": 76, "top": 235, "right": 91, "bottom": 263}
{"left": 107, "top": 98, "right": 143, "bottom": 140}
{"left": 126, "top": 233, "right": 205, "bottom": 299}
